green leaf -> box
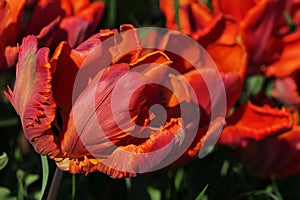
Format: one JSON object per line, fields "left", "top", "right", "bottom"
{"left": 0, "top": 187, "right": 16, "bottom": 200}
{"left": 0, "top": 152, "right": 9, "bottom": 171}
{"left": 173, "top": 0, "right": 181, "bottom": 31}
{"left": 220, "top": 160, "right": 230, "bottom": 177}
{"left": 105, "top": 0, "right": 117, "bottom": 28}
{"left": 270, "top": 179, "right": 283, "bottom": 200}
{"left": 174, "top": 169, "right": 184, "bottom": 191}
{"left": 265, "top": 80, "right": 274, "bottom": 99}
{"left": 17, "top": 170, "right": 25, "bottom": 200}
{"left": 283, "top": 11, "right": 296, "bottom": 32}
{"left": 0, "top": 117, "right": 19, "bottom": 127}
{"left": 39, "top": 155, "right": 49, "bottom": 200}
{"left": 246, "top": 75, "right": 265, "bottom": 97}
{"left": 195, "top": 184, "right": 209, "bottom": 200}
{"left": 147, "top": 187, "right": 161, "bottom": 200}
{"left": 241, "top": 190, "right": 280, "bottom": 200}
{"left": 24, "top": 174, "right": 39, "bottom": 187}
{"left": 72, "top": 174, "right": 76, "bottom": 200}
{"left": 125, "top": 178, "right": 131, "bottom": 190}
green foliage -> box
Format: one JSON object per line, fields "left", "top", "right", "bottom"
{"left": 195, "top": 184, "right": 208, "bottom": 200}
{"left": 0, "top": 187, "right": 16, "bottom": 200}
{"left": 0, "top": 152, "right": 8, "bottom": 171}
{"left": 39, "top": 155, "right": 49, "bottom": 200}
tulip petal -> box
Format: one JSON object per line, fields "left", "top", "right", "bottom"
{"left": 213, "top": 0, "right": 255, "bottom": 21}
{"left": 4, "top": 36, "right": 60, "bottom": 157}
{"left": 241, "top": 0, "right": 285, "bottom": 63}
{"left": 219, "top": 102, "right": 293, "bottom": 148}
{"left": 205, "top": 43, "right": 247, "bottom": 79}
{"left": 24, "top": 0, "right": 64, "bottom": 36}
{"left": 0, "top": 0, "right": 26, "bottom": 68}
{"left": 266, "top": 30, "right": 300, "bottom": 77}
{"left": 56, "top": 118, "right": 185, "bottom": 178}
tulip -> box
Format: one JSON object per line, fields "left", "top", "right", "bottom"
{"left": 5, "top": 25, "right": 228, "bottom": 178}
{"left": 159, "top": 0, "right": 247, "bottom": 112}
{"left": 264, "top": 29, "right": 300, "bottom": 108}
{"left": 0, "top": 0, "right": 105, "bottom": 69}
{"left": 220, "top": 101, "right": 300, "bottom": 178}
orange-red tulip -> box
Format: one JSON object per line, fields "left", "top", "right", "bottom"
{"left": 5, "top": 25, "right": 229, "bottom": 178}
{"left": 0, "top": 0, "right": 104, "bottom": 69}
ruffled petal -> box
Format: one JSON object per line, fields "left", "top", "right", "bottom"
{"left": 56, "top": 119, "right": 185, "bottom": 178}
{"left": 4, "top": 36, "right": 60, "bottom": 157}
{"left": 219, "top": 102, "right": 293, "bottom": 148}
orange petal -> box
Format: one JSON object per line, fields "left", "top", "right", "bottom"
{"left": 56, "top": 118, "right": 185, "bottom": 178}
{"left": 213, "top": 0, "right": 255, "bottom": 21}
{"left": 206, "top": 42, "right": 247, "bottom": 79}
{"left": 219, "top": 102, "right": 293, "bottom": 148}
{"left": 160, "top": 0, "right": 213, "bottom": 35}
{"left": 266, "top": 30, "right": 300, "bottom": 77}
{"left": 4, "top": 36, "right": 60, "bottom": 157}
{"left": 0, "top": 0, "right": 26, "bottom": 68}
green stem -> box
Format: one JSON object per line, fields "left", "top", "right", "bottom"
{"left": 72, "top": 174, "right": 76, "bottom": 200}
{"left": 173, "top": 0, "right": 181, "bottom": 31}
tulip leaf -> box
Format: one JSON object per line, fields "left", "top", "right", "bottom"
{"left": 0, "top": 117, "right": 19, "bottom": 127}
{"left": 39, "top": 155, "right": 49, "bottom": 200}
{"left": 173, "top": 0, "right": 181, "bottom": 31}
{"left": 195, "top": 184, "right": 209, "bottom": 200}
{"left": 105, "top": 0, "right": 117, "bottom": 28}
{"left": 17, "top": 170, "right": 25, "bottom": 200}
{"left": 240, "top": 74, "right": 266, "bottom": 103}
{"left": 283, "top": 11, "right": 296, "bottom": 32}
{"left": 270, "top": 180, "right": 283, "bottom": 200}
{"left": 240, "top": 190, "right": 281, "bottom": 200}
{"left": 72, "top": 174, "right": 76, "bottom": 200}
{"left": 0, "top": 187, "right": 16, "bottom": 200}
{"left": 24, "top": 174, "right": 39, "bottom": 188}
{"left": 147, "top": 187, "right": 161, "bottom": 200}
{"left": 246, "top": 75, "right": 265, "bottom": 96}
{"left": 220, "top": 160, "right": 230, "bottom": 177}
{"left": 174, "top": 169, "right": 184, "bottom": 191}
{"left": 0, "top": 152, "right": 9, "bottom": 171}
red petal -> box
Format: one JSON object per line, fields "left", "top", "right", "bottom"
{"left": 4, "top": 36, "right": 60, "bottom": 157}
{"left": 213, "top": 0, "right": 255, "bottom": 21}
{"left": 24, "top": 0, "right": 64, "bottom": 36}
{"left": 59, "top": 63, "right": 131, "bottom": 158}
{"left": 219, "top": 102, "right": 293, "bottom": 148}
{"left": 206, "top": 42, "right": 247, "bottom": 79}
{"left": 266, "top": 30, "right": 300, "bottom": 77}
{"left": 0, "top": 0, "right": 26, "bottom": 68}
{"left": 56, "top": 118, "right": 185, "bottom": 178}
{"left": 241, "top": 0, "right": 286, "bottom": 63}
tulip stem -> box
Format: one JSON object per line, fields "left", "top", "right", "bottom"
{"left": 46, "top": 168, "right": 64, "bottom": 200}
